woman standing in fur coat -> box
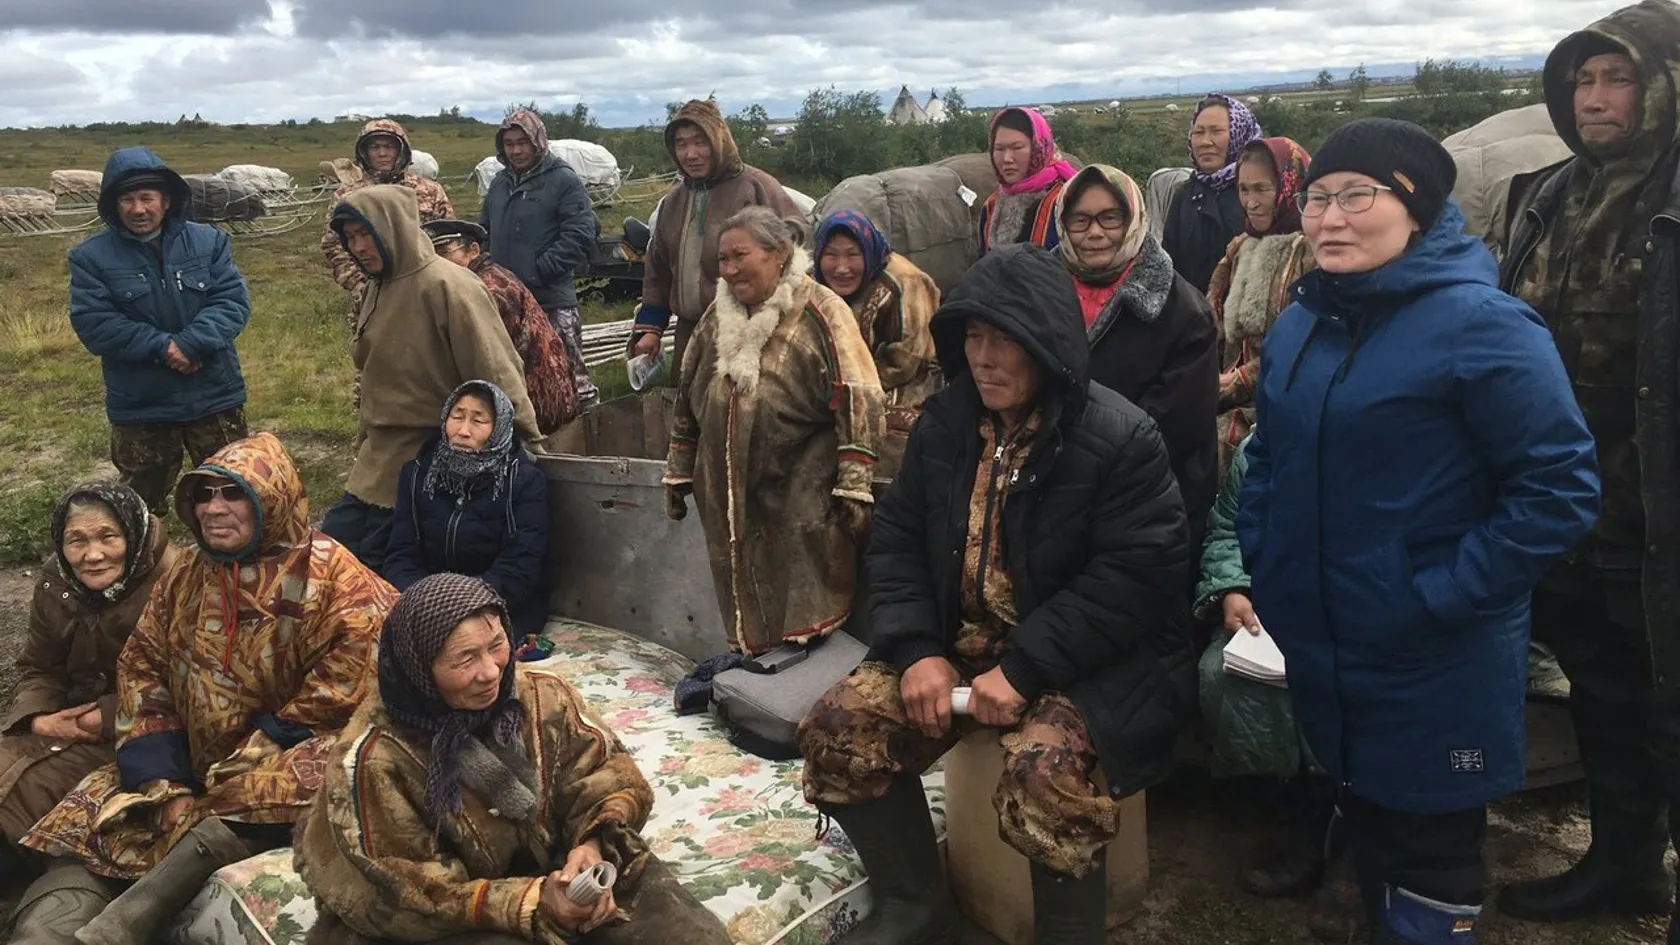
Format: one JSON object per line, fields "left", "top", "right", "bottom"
{"left": 1205, "top": 138, "right": 1315, "bottom": 481}
{"left": 663, "top": 207, "right": 886, "bottom": 656}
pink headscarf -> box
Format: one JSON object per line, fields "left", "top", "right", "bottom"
{"left": 991, "top": 107, "right": 1078, "bottom": 197}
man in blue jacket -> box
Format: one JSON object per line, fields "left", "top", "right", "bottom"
{"left": 69, "top": 148, "right": 252, "bottom": 515}
{"left": 480, "top": 109, "right": 600, "bottom": 410}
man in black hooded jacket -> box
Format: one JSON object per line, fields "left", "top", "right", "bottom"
{"left": 797, "top": 244, "right": 1192, "bottom": 945}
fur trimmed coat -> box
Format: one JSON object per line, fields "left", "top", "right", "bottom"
{"left": 846, "top": 252, "right": 943, "bottom": 476}
{"left": 665, "top": 249, "right": 886, "bottom": 654}
{"left": 294, "top": 666, "right": 654, "bottom": 944}
{"left": 1206, "top": 232, "right": 1314, "bottom": 478}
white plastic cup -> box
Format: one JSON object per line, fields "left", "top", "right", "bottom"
{"left": 950, "top": 687, "right": 972, "bottom": 715}
{"left": 627, "top": 351, "right": 667, "bottom": 391}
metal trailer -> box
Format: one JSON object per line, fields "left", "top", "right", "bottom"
{"left": 537, "top": 395, "right": 1584, "bottom": 789}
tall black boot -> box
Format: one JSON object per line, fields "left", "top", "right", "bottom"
{"left": 820, "top": 778, "right": 959, "bottom": 945}
{"left": 1498, "top": 690, "right": 1672, "bottom": 921}
{"left": 1030, "top": 859, "right": 1106, "bottom": 945}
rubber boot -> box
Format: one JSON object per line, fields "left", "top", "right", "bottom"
{"left": 74, "top": 818, "right": 251, "bottom": 945}
{"left": 1306, "top": 852, "right": 1366, "bottom": 943}
{"left": 1497, "top": 798, "right": 1671, "bottom": 919}
{"left": 1376, "top": 886, "right": 1480, "bottom": 944}
{"left": 6, "top": 865, "right": 120, "bottom": 945}
{"left": 818, "top": 778, "right": 958, "bottom": 945}
{"left": 1030, "top": 859, "right": 1107, "bottom": 945}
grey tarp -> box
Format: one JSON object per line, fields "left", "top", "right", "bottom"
{"left": 181, "top": 174, "right": 268, "bottom": 222}
{"left": 1442, "top": 104, "right": 1572, "bottom": 247}
{"left": 814, "top": 164, "right": 981, "bottom": 294}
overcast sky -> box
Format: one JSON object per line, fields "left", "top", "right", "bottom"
{"left": 0, "top": 0, "right": 1625, "bottom": 129}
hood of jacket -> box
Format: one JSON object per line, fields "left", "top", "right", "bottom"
{"left": 665, "top": 99, "right": 743, "bottom": 184}
{"left": 931, "top": 243, "right": 1090, "bottom": 426}
{"left": 332, "top": 184, "right": 437, "bottom": 282}
{"left": 1544, "top": 0, "right": 1680, "bottom": 168}
{"left": 496, "top": 108, "right": 552, "bottom": 169}
{"left": 97, "top": 147, "right": 190, "bottom": 235}
{"left": 1294, "top": 201, "right": 1494, "bottom": 319}
{"left": 173, "top": 432, "right": 310, "bottom": 564}
{"left": 356, "top": 118, "right": 415, "bottom": 182}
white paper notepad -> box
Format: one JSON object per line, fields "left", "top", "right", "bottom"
{"left": 1223, "top": 622, "right": 1288, "bottom": 688}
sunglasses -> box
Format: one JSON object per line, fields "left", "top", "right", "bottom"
{"left": 190, "top": 482, "right": 247, "bottom": 506}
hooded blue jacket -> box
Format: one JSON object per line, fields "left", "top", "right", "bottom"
{"left": 69, "top": 148, "right": 251, "bottom": 425}
{"left": 1236, "top": 202, "right": 1599, "bottom": 813}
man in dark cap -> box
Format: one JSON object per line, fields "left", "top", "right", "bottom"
{"left": 1496, "top": 2, "right": 1680, "bottom": 939}
{"left": 66, "top": 147, "right": 251, "bottom": 515}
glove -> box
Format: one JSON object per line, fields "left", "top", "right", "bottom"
{"left": 666, "top": 484, "right": 692, "bottom": 521}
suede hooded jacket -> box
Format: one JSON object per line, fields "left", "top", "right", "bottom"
{"left": 480, "top": 111, "right": 600, "bottom": 312}
{"left": 867, "top": 244, "right": 1194, "bottom": 800}
{"left": 69, "top": 147, "right": 252, "bottom": 425}
{"left": 634, "top": 99, "right": 802, "bottom": 333}
{"left": 333, "top": 186, "right": 542, "bottom": 509}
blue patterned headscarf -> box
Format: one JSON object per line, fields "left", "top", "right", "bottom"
{"left": 1189, "top": 94, "right": 1265, "bottom": 190}
{"left": 814, "top": 210, "right": 892, "bottom": 292}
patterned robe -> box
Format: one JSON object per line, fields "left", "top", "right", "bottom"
{"left": 22, "top": 434, "right": 397, "bottom": 878}
{"left": 471, "top": 256, "right": 579, "bottom": 435}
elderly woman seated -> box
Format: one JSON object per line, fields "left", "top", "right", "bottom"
{"left": 663, "top": 205, "right": 885, "bottom": 655}
{"left": 812, "top": 210, "right": 942, "bottom": 474}
{"left": 798, "top": 245, "right": 1193, "bottom": 945}
{"left": 384, "top": 380, "right": 550, "bottom": 644}
{"left": 296, "top": 573, "right": 732, "bottom": 945}
{"left": 0, "top": 483, "right": 174, "bottom": 875}
{"left": 12, "top": 433, "right": 396, "bottom": 945}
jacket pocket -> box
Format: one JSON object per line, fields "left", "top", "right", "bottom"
{"left": 108, "top": 269, "right": 155, "bottom": 307}
{"left": 1328, "top": 538, "right": 1450, "bottom": 667}
{"left": 177, "top": 265, "right": 214, "bottom": 296}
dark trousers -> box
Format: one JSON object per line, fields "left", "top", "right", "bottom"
{"left": 109, "top": 406, "right": 247, "bottom": 515}
{"left": 1342, "top": 795, "right": 1486, "bottom": 931}
{"left": 1531, "top": 569, "right": 1680, "bottom": 832}
{"left": 320, "top": 494, "right": 393, "bottom": 573}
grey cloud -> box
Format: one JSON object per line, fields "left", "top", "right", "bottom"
{"left": 0, "top": 0, "right": 271, "bottom": 35}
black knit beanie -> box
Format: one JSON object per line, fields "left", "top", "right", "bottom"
{"left": 1305, "top": 117, "right": 1457, "bottom": 231}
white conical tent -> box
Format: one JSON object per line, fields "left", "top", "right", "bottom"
{"left": 887, "top": 85, "right": 930, "bottom": 125}
{"left": 923, "top": 91, "right": 948, "bottom": 123}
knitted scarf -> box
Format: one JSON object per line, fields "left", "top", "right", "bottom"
{"left": 377, "top": 573, "right": 527, "bottom": 817}
{"left": 422, "top": 380, "right": 518, "bottom": 502}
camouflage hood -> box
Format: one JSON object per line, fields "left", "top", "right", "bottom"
{"left": 356, "top": 118, "right": 415, "bottom": 183}
{"left": 1544, "top": 0, "right": 1680, "bottom": 168}
{"left": 175, "top": 432, "right": 311, "bottom": 563}
{"left": 664, "top": 99, "right": 742, "bottom": 184}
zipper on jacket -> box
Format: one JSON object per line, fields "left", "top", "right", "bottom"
{"left": 973, "top": 437, "right": 1007, "bottom": 602}
{"left": 445, "top": 495, "right": 466, "bottom": 572}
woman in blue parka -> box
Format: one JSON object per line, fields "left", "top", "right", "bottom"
{"left": 384, "top": 380, "right": 550, "bottom": 641}
{"left": 1235, "top": 118, "right": 1600, "bottom": 945}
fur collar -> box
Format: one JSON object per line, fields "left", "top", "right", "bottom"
{"left": 1223, "top": 234, "right": 1303, "bottom": 345}
{"left": 713, "top": 247, "right": 811, "bottom": 392}
{"left": 1089, "top": 236, "right": 1175, "bottom": 342}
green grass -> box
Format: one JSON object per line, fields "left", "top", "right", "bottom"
{"left": 0, "top": 122, "right": 652, "bottom": 565}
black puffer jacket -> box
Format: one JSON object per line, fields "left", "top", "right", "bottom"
{"left": 867, "top": 243, "right": 1194, "bottom": 799}
{"left": 1162, "top": 178, "right": 1245, "bottom": 293}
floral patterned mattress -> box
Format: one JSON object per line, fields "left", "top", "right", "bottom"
{"left": 164, "top": 619, "right": 946, "bottom": 945}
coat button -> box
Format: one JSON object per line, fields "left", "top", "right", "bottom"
{"left": 1639, "top": 387, "right": 1652, "bottom": 399}
{"left": 1646, "top": 240, "right": 1657, "bottom": 253}
{"left": 488, "top": 807, "right": 501, "bottom": 817}
{"left": 1651, "top": 544, "right": 1661, "bottom": 555}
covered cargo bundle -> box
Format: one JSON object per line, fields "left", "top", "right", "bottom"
{"left": 181, "top": 174, "right": 268, "bottom": 222}
{"left": 318, "top": 158, "right": 364, "bottom": 188}
{"left": 1442, "top": 104, "right": 1572, "bottom": 246}
{"left": 50, "top": 169, "right": 103, "bottom": 199}
{"left": 0, "top": 186, "right": 57, "bottom": 217}
{"left": 471, "top": 139, "right": 623, "bottom": 196}
{"left": 409, "top": 149, "right": 440, "bottom": 180}
{"left": 813, "top": 161, "right": 987, "bottom": 295}
{"left": 218, "top": 164, "right": 296, "bottom": 193}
